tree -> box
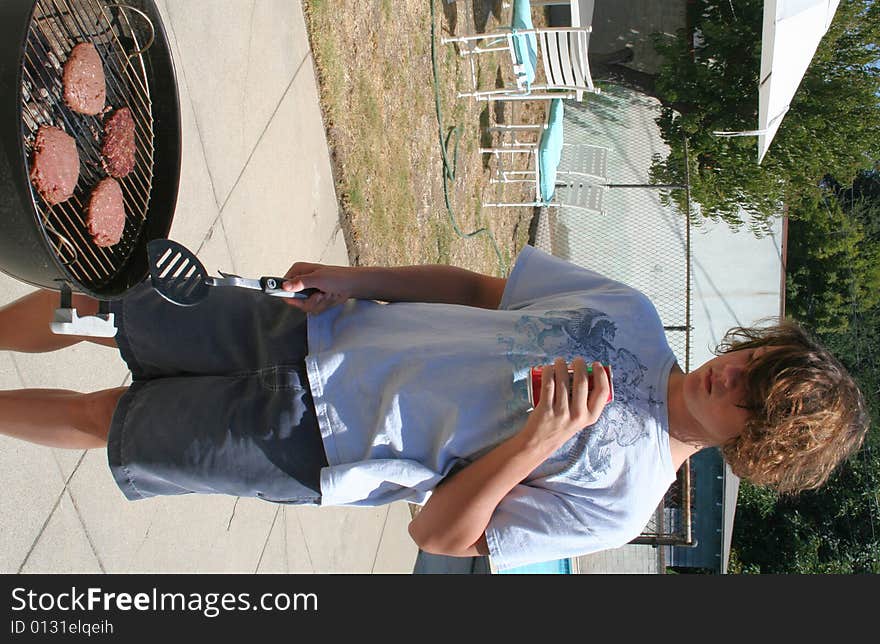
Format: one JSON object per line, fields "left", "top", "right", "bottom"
{"left": 785, "top": 188, "right": 880, "bottom": 334}
{"left": 731, "top": 417, "right": 879, "bottom": 574}
{"left": 641, "top": 0, "right": 880, "bottom": 233}
{"left": 730, "top": 171, "right": 880, "bottom": 574}
{"left": 633, "top": 0, "right": 880, "bottom": 575}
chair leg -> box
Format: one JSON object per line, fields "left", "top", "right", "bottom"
{"left": 475, "top": 94, "right": 534, "bottom": 102}
{"left": 488, "top": 125, "right": 543, "bottom": 131}
{"left": 461, "top": 44, "right": 509, "bottom": 56}
{"left": 479, "top": 147, "right": 535, "bottom": 155}
{"left": 441, "top": 32, "right": 507, "bottom": 45}
{"left": 458, "top": 87, "right": 528, "bottom": 100}
{"left": 482, "top": 202, "right": 543, "bottom": 208}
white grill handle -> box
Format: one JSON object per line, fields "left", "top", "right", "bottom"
{"left": 48, "top": 283, "right": 117, "bottom": 337}
{"left": 50, "top": 308, "right": 117, "bottom": 338}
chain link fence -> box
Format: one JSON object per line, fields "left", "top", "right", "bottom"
{"left": 532, "top": 83, "right": 694, "bottom": 546}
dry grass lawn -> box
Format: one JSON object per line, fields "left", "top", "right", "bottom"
{"left": 303, "top": 0, "right": 546, "bottom": 276}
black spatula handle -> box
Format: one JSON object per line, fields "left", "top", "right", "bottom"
{"left": 260, "top": 276, "right": 320, "bottom": 299}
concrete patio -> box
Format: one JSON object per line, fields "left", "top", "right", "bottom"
{"left": 0, "top": 0, "right": 418, "bottom": 574}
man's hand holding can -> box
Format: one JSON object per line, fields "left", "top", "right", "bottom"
{"left": 519, "top": 358, "right": 613, "bottom": 451}
{"left": 527, "top": 360, "right": 613, "bottom": 409}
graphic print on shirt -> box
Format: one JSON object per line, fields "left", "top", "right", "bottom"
{"left": 498, "top": 308, "right": 658, "bottom": 482}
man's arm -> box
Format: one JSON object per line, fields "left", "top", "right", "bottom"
{"left": 282, "top": 262, "right": 506, "bottom": 312}
{"left": 408, "top": 423, "right": 555, "bottom": 557}
{"left": 408, "top": 358, "right": 612, "bottom": 558}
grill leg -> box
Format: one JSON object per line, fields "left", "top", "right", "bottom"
{"left": 0, "top": 290, "right": 117, "bottom": 352}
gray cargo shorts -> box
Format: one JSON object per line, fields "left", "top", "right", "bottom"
{"left": 107, "top": 281, "right": 327, "bottom": 505}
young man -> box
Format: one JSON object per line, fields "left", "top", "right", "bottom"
{"left": 0, "top": 246, "right": 869, "bottom": 569}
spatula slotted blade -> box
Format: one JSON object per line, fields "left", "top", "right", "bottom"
{"left": 147, "top": 239, "right": 210, "bottom": 306}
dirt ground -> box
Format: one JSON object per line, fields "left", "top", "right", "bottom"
{"left": 304, "top": 0, "right": 546, "bottom": 277}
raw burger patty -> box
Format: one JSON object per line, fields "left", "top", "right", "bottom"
{"left": 30, "top": 126, "right": 79, "bottom": 205}
{"left": 63, "top": 43, "right": 106, "bottom": 115}
{"left": 102, "top": 107, "right": 136, "bottom": 177}
{"left": 86, "top": 178, "right": 126, "bottom": 247}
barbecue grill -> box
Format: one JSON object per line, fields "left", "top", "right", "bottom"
{"left": 0, "top": 0, "right": 180, "bottom": 333}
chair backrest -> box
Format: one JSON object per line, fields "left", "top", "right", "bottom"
{"left": 564, "top": 143, "right": 608, "bottom": 181}
{"left": 557, "top": 181, "right": 605, "bottom": 214}
{"left": 537, "top": 28, "right": 594, "bottom": 94}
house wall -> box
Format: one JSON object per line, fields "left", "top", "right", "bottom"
{"left": 550, "top": 0, "right": 687, "bottom": 74}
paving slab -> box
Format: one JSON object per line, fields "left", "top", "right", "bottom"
{"left": 219, "top": 64, "right": 348, "bottom": 276}
{"left": 0, "top": 437, "right": 70, "bottom": 573}
{"left": 19, "top": 490, "right": 104, "bottom": 574}
{"left": 292, "top": 505, "right": 391, "bottom": 574}
{"left": 158, "top": 0, "right": 311, "bottom": 208}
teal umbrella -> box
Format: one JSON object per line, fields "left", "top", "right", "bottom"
{"left": 510, "top": 0, "right": 538, "bottom": 88}
{"left": 537, "top": 98, "right": 565, "bottom": 203}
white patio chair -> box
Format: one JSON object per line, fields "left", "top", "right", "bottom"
{"left": 442, "top": 0, "right": 598, "bottom": 102}
{"left": 480, "top": 99, "right": 604, "bottom": 213}
{"left": 479, "top": 98, "right": 563, "bottom": 208}
{"left": 558, "top": 142, "right": 608, "bottom": 183}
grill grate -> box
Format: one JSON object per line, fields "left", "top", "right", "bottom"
{"left": 20, "top": 0, "right": 156, "bottom": 291}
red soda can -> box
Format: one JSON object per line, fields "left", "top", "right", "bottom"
{"left": 527, "top": 363, "right": 613, "bottom": 409}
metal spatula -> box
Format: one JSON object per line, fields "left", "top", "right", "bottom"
{"left": 147, "top": 239, "right": 317, "bottom": 306}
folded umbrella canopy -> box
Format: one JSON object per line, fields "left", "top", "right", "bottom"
{"left": 758, "top": 0, "right": 840, "bottom": 162}
{"left": 715, "top": 0, "right": 841, "bottom": 163}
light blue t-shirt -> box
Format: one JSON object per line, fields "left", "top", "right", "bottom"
{"left": 305, "top": 246, "right": 677, "bottom": 569}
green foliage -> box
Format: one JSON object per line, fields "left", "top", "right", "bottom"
{"left": 650, "top": 0, "right": 880, "bottom": 576}
{"left": 649, "top": 0, "right": 880, "bottom": 233}
{"left": 734, "top": 391, "right": 880, "bottom": 574}
{"left": 785, "top": 187, "right": 880, "bottom": 334}
{"left": 731, "top": 170, "right": 880, "bottom": 574}
{"left": 732, "top": 441, "right": 880, "bottom": 574}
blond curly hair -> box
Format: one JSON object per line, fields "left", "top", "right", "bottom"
{"left": 716, "top": 319, "right": 869, "bottom": 495}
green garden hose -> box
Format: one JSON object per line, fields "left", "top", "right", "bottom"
{"left": 429, "top": 0, "right": 509, "bottom": 276}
